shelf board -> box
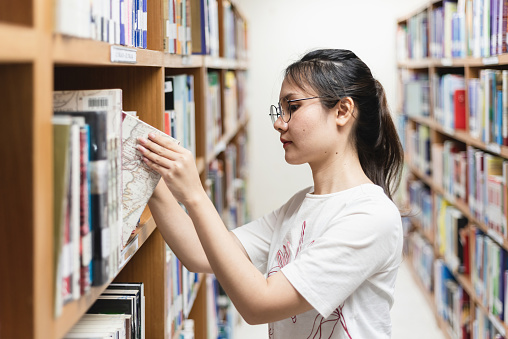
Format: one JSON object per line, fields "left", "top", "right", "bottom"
{"left": 398, "top": 54, "right": 508, "bottom": 69}
{"left": 54, "top": 216, "right": 157, "bottom": 338}
{"left": 164, "top": 54, "right": 203, "bottom": 68}
{"left": 203, "top": 55, "right": 248, "bottom": 70}
{"left": 0, "top": 23, "right": 39, "bottom": 61}
{"left": 407, "top": 115, "right": 508, "bottom": 158}
{"left": 53, "top": 35, "right": 164, "bottom": 66}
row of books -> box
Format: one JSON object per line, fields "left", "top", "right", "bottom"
{"left": 205, "top": 275, "right": 235, "bottom": 339}
{"left": 408, "top": 231, "right": 435, "bottom": 292}
{"left": 474, "top": 305, "right": 506, "bottom": 338}
{"left": 434, "top": 259, "right": 471, "bottom": 338}
{"left": 206, "top": 136, "right": 249, "bottom": 230}
{"left": 406, "top": 123, "right": 431, "bottom": 176}
{"left": 405, "top": 121, "right": 508, "bottom": 242}
{"left": 398, "top": 0, "right": 508, "bottom": 60}
{"left": 469, "top": 69, "right": 508, "bottom": 146}
{"left": 164, "top": 74, "right": 197, "bottom": 156}
{"left": 433, "top": 73, "right": 467, "bottom": 132}
{"left": 473, "top": 228, "right": 508, "bottom": 324}
{"left": 55, "top": 0, "right": 147, "bottom": 48}
{"left": 165, "top": 245, "right": 199, "bottom": 336}
{"left": 163, "top": 0, "right": 192, "bottom": 55}
{"left": 64, "top": 282, "right": 145, "bottom": 338}
{"left": 54, "top": 0, "right": 248, "bottom": 58}
{"left": 435, "top": 195, "right": 470, "bottom": 275}
{"left": 189, "top": 0, "right": 220, "bottom": 56}
{"left": 206, "top": 70, "right": 248, "bottom": 156}
{"left": 52, "top": 88, "right": 181, "bottom": 317}
{"left": 222, "top": 0, "right": 248, "bottom": 60}
{"left": 402, "top": 69, "right": 508, "bottom": 148}
{"left": 409, "top": 180, "right": 433, "bottom": 240}
{"left": 407, "top": 227, "right": 506, "bottom": 339}
{"left": 53, "top": 89, "right": 125, "bottom": 316}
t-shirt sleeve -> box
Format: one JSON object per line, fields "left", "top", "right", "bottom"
{"left": 280, "top": 199, "right": 402, "bottom": 318}
{"left": 232, "top": 210, "right": 278, "bottom": 274}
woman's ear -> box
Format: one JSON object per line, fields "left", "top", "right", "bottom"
{"left": 335, "top": 97, "right": 355, "bottom": 127}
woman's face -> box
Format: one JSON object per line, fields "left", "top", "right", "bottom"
{"left": 274, "top": 78, "right": 346, "bottom": 167}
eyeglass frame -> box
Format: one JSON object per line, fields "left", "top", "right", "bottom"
{"left": 269, "top": 96, "right": 325, "bottom": 125}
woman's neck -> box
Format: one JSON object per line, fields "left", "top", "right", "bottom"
{"left": 309, "top": 149, "right": 372, "bottom": 195}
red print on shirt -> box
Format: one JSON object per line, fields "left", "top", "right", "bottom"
{"left": 267, "top": 221, "right": 312, "bottom": 334}
{"left": 306, "top": 304, "right": 352, "bottom": 339}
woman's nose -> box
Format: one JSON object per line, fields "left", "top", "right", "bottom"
{"left": 273, "top": 116, "right": 288, "bottom": 132}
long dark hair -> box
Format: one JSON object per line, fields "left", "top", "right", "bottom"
{"left": 284, "top": 49, "right": 404, "bottom": 200}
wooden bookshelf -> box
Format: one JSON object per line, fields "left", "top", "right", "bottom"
{"left": 398, "top": 2, "right": 508, "bottom": 338}
{"left": 0, "top": 0, "right": 249, "bottom": 338}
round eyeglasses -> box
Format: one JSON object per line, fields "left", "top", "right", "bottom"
{"left": 269, "top": 96, "right": 323, "bottom": 125}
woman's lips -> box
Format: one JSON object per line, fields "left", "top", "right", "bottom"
{"left": 281, "top": 138, "right": 292, "bottom": 148}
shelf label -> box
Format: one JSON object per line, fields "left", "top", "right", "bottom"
{"left": 487, "top": 229, "right": 505, "bottom": 247}
{"left": 443, "top": 127, "right": 454, "bottom": 135}
{"left": 488, "top": 313, "right": 506, "bottom": 337}
{"left": 440, "top": 58, "right": 453, "bottom": 66}
{"left": 482, "top": 56, "right": 499, "bottom": 65}
{"left": 119, "top": 235, "right": 139, "bottom": 268}
{"left": 111, "top": 46, "right": 137, "bottom": 64}
{"left": 486, "top": 143, "right": 501, "bottom": 155}
{"left": 182, "top": 56, "right": 191, "bottom": 65}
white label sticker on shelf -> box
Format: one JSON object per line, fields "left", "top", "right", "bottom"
{"left": 486, "top": 143, "right": 501, "bottom": 154}
{"left": 487, "top": 229, "right": 504, "bottom": 247}
{"left": 483, "top": 56, "right": 499, "bottom": 65}
{"left": 440, "top": 58, "right": 453, "bottom": 66}
{"left": 111, "top": 45, "right": 137, "bottom": 64}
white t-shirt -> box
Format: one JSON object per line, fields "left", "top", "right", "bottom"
{"left": 232, "top": 184, "right": 403, "bottom": 339}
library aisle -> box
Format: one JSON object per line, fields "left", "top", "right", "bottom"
{"left": 233, "top": 260, "right": 445, "bottom": 339}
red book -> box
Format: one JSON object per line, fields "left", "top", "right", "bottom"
{"left": 454, "top": 89, "right": 466, "bottom": 130}
{"left": 164, "top": 111, "right": 171, "bottom": 136}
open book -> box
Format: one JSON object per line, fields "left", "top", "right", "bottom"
{"left": 122, "top": 113, "right": 179, "bottom": 246}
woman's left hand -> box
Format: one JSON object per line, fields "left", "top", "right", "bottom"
{"left": 137, "top": 133, "right": 204, "bottom": 206}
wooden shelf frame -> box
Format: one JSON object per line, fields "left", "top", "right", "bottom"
{"left": 0, "top": 0, "right": 249, "bottom": 338}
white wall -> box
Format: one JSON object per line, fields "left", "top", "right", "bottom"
{"left": 233, "top": 0, "right": 428, "bottom": 219}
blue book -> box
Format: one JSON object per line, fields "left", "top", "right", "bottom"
{"left": 143, "top": 0, "right": 147, "bottom": 49}
{"left": 120, "top": 0, "right": 125, "bottom": 45}
{"left": 497, "top": 89, "right": 503, "bottom": 144}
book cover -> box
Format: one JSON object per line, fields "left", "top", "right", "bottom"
{"left": 121, "top": 112, "right": 179, "bottom": 246}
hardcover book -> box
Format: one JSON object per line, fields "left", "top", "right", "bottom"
{"left": 121, "top": 113, "right": 179, "bottom": 246}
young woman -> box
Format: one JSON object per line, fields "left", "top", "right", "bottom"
{"left": 138, "top": 48, "right": 404, "bottom": 339}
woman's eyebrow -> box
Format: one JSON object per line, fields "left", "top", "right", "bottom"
{"left": 280, "top": 92, "right": 298, "bottom": 101}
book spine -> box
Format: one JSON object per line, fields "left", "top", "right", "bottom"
{"left": 79, "top": 126, "right": 93, "bottom": 295}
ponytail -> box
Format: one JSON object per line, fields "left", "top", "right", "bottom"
{"left": 284, "top": 49, "right": 404, "bottom": 200}
{"left": 372, "top": 80, "right": 404, "bottom": 200}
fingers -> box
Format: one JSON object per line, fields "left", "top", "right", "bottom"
{"left": 137, "top": 144, "right": 173, "bottom": 169}
{"left": 148, "top": 132, "right": 183, "bottom": 152}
